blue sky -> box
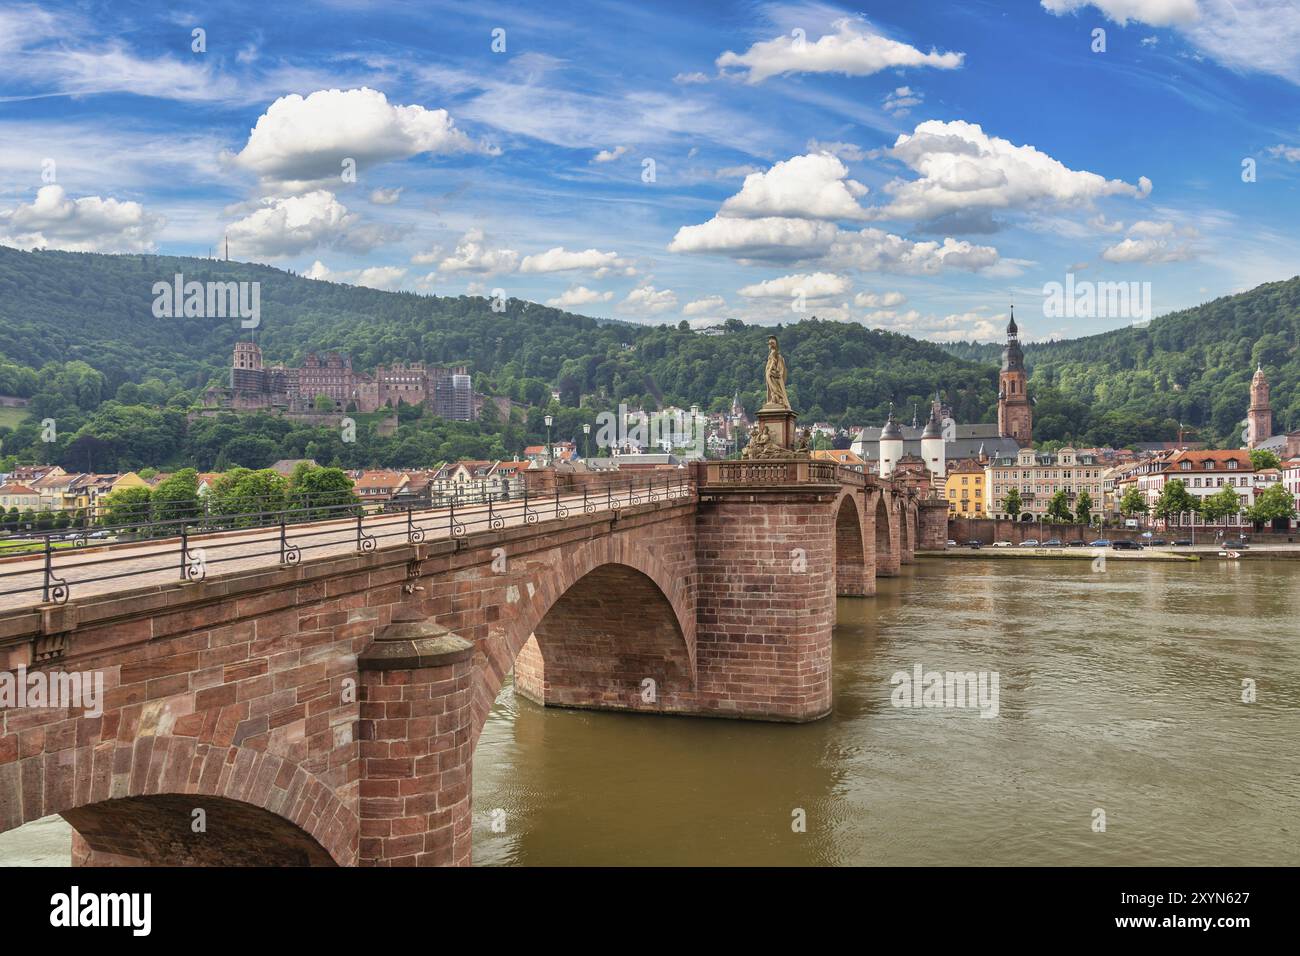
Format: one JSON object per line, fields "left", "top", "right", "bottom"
{"left": 2, "top": 0, "right": 1299, "bottom": 342}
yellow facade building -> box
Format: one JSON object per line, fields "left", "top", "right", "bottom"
{"left": 944, "top": 459, "right": 986, "bottom": 517}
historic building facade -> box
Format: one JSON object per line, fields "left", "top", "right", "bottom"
{"left": 985, "top": 446, "right": 1106, "bottom": 520}
{"left": 211, "top": 342, "right": 484, "bottom": 420}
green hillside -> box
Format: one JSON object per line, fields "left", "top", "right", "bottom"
{"left": 0, "top": 246, "right": 995, "bottom": 471}
{"left": 942, "top": 277, "right": 1300, "bottom": 448}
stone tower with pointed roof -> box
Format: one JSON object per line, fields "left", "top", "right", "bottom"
{"left": 1247, "top": 364, "right": 1273, "bottom": 449}
{"left": 997, "top": 307, "right": 1032, "bottom": 447}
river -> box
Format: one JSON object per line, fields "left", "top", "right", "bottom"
{"left": 470, "top": 557, "right": 1299, "bottom": 866}
{"left": 2, "top": 557, "right": 1296, "bottom": 866}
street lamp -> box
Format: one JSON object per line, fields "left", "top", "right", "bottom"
{"left": 583, "top": 421, "right": 591, "bottom": 461}
{"left": 544, "top": 414, "right": 554, "bottom": 465}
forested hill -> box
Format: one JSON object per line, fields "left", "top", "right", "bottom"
{"left": 940, "top": 277, "right": 1300, "bottom": 448}
{"left": 5, "top": 245, "right": 1295, "bottom": 455}
{"left": 0, "top": 245, "right": 998, "bottom": 427}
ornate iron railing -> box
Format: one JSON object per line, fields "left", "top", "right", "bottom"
{"left": 0, "top": 472, "right": 694, "bottom": 610}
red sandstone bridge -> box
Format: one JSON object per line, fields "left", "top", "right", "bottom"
{"left": 0, "top": 461, "right": 947, "bottom": 866}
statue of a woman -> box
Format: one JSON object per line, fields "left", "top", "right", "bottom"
{"left": 764, "top": 336, "right": 790, "bottom": 409}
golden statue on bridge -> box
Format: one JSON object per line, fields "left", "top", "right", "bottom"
{"left": 742, "top": 335, "right": 799, "bottom": 459}
{"left": 763, "top": 335, "right": 790, "bottom": 410}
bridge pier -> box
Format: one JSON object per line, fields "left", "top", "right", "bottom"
{"left": 918, "top": 500, "right": 950, "bottom": 550}
{"left": 358, "top": 609, "right": 474, "bottom": 866}
{"left": 693, "top": 476, "right": 836, "bottom": 722}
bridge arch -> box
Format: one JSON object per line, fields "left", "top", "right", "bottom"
{"left": 469, "top": 534, "right": 696, "bottom": 739}
{"left": 1, "top": 735, "right": 351, "bottom": 866}
{"left": 832, "top": 487, "right": 869, "bottom": 597}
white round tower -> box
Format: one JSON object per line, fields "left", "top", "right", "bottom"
{"left": 922, "top": 409, "right": 945, "bottom": 481}
{"left": 879, "top": 408, "right": 904, "bottom": 477}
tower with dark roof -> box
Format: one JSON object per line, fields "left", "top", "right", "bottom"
{"left": 997, "top": 306, "right": 1032, "bottom": 446}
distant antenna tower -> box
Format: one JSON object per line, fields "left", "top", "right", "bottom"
{"left": 224, "top": 235, "right": 229, "bottom": 262}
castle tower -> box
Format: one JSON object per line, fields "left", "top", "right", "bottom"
{"left": 231, "top": 341, "right": 265, "bottom": 392}
{"left": 879, "top": 405, "right": 903, "bottom": 477}
{"left": 997, "top": 307, "right": 1032, "bottom": 446}
{"left": 1247, "top": 364, "right": 1273, "bottom": 449}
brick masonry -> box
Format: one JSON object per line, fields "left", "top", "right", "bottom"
{"left": 0, "top": 476, "right": 919, "bottom": 866}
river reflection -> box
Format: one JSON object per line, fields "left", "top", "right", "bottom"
{"left": 472, "top": 558, "right": 1300, "bottom": 866}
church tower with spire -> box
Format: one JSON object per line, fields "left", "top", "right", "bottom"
{"left": 1247, "top": 364, "right": 1273, "bottom": 449}
{"left": 997, "top": 306, "right": 1032, "bottom": 446}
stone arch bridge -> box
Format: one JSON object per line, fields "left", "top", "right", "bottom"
{"left": 0, "top": 460, "right": 947, "bottom": 866}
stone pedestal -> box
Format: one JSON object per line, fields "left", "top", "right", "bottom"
{"left": 358, "top": 607, "right": 474, "bottom": 866}
{"left": 757, "top": 404, "right": 798, "bottom": 451}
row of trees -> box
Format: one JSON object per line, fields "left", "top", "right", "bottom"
{"left": 1114, "top": 480, "right": 1298, "bottom": 526}
{"left": 999, "top": 480, "right": 1297, "bottom": 528}
{"left": 97, "top": 463, "right": 359, "bottom": 536}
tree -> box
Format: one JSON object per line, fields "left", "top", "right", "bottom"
{"left": 1046, "top": 489, "right": 1073, "bottom": 523}
{"left": 209, "top": 468, "right": 288, "bottom": 527}
{"left": 1245, "top": 483, "right": 1297, "bottom": 527}
{"left": 1002, "top": 487, "right": 1022, "bottom": 519}
{"left": 1199, "top": 484, "right": 1242, "bottom": 524}
{"left": 314, "top": 393, "right": 336, "bottom": 413}
{"left": 287, "top": 464, "right": 358, "bottom": 520}
{"left": 1154, "top": 479, "right": 1198, "bottom": 521}
{"left": 1249, "top": 449, "right": 1281, "bottom": 471}
{"left": 101, "top": 486, "right": 153, "bottom": 534}
{"left": 1119, "top": 486, "right": 1148, "bottom": 516}
{"left": 1075, "top": 489, "right": 1093, "bottom": 525}
{"left": 152, "top": 468, "right": 200, "bottom": 529}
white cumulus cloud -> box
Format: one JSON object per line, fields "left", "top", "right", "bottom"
{"left": 683, "top": 295, "right": 727, "bottom": 315}
{"left": 721, "top": 152, "right": 870, "bottom": 220}
{"left": 546, "top": 285, "right": 615, "bottom": 307}
{"left": 519, "top": 246, "right": 635, "bottom": 277}
{"left": 717, "top": 18, "right": 964, "bottom": 84}
{"left": 224, "top": 190, "right": 384, "bottom": 257}
{"left": 416, "top": 228, "right": 519, "bottom": 274}
{"left": 230, "top": 87, "right": 496, "bottom": 193}
{"left": 620, "top": 284, "right": 678, "bottom": 314}
{"left": 878, "top": 119, "right": 1152, "bottom": 222}
{"left": 854, "top": 290, "right": 907, "bottom": 307}
{"left": 0, "top": 184, "right": 162, "bottom": 252}
{"left": 738, "top": 272, "right": 850, "bottom": 299}
{"left": 305, "top": 260, "right": 409, "bottom": 290}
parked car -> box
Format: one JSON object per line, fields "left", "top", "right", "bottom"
{"left": 991, "top": 540, "right": 1013, "bottom": 548}
{"left": 946, "top": 539, "right": 957, "bottom": 548}
{"left": 1018, "top": 538, "right": 1040, "bottom": 547}
{"left": 1067, "top": 540, "right": 1088, "bottom": 547}
{"left": 1112, "top": 540, "right": 1143, "bottom": 550}
{"left": 1172, "top": 539, "right": 1193, "bottom": 547}
{"left": 1043, "top": 538, "right": 1063, "bottom": 547}
{"left": 1148, "top": 539, "right": 1167, "bottom": 546}
{"left": 1089, "top": 539, "right": 1112, "bottom": 547}
{"left": 87, "top": 530, "right": 111, "bottom": 539}
{"left": 964, "top": 539, "right": 983, "bottom": 549}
